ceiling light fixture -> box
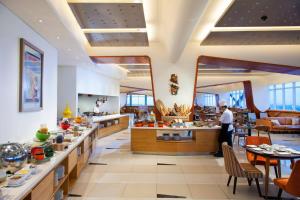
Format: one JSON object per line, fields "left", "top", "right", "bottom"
{"left": 212, "top": 26, "right": 300, "bottom": 32}
{"left": 66, "top": 0, "right": 142, "bottom": 3}
{"left": 38, "top": 19, "right": 43, "bottom": 23}
{"left": 82, "top": 28, "right": 147, "bottom": 33}
{"left": 56, "top": 36, "right": 60, "bottom": 39}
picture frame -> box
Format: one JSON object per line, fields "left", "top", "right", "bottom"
{"left": 19, "top": 38, "right": 44, "bottom": 112}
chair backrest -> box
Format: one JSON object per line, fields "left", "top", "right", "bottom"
{"left": 246, "top": 136, "right": 271, "bottom": 146}
{"left": 222, "top": 143, "right": 244, "bottom": 177}
{"left": 245, "top": 136, "right": 271, "bottom": 162}
{"left": 286, "top": 160, "right": 300, "bottom": 197}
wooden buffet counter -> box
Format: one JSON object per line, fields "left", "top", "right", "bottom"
{"left": 93, "top": 114, "right": 129, "bottom": 138}
{"left": 2, "top": 127, "right": 97, "bottom": 200}
{"left": 131, "top": 126, "right": 221, "bottom": 155}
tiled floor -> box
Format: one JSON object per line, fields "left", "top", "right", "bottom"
{"left": 68, "top": 129, "right": 300, "bottom": 200}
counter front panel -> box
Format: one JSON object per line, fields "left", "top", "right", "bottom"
{"left": 131, "top": 127, "right": 221, "bottom": 155}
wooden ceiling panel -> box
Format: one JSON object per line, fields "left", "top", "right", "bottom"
{"left": 202, "top": 31, "right": 300, "bottom": 45}
{"left": 69, "top": 3, "right": 146, "bottom": 28}
{"left": 216, "top": 0, "right": 300, "bottom": 27}
{"left": 86, "top": 32, "right": 149, "bottom": 46}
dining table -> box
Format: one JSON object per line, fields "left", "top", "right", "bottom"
{"left": 245, "top": 145, "right": 300, "bottom": 198}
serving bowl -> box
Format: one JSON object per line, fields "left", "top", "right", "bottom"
{"left": 36, "top": 131, "right": 50, "bottom": 142}
{"left": 0, "top": 143, "right": 27, "bottom": 171}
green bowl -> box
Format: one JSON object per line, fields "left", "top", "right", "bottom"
{"left": 36, "top": 131, "right": 50, "bottom": 141}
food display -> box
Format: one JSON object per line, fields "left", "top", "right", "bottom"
{"left": 74, "top": 116, "right": 82, "bottom": 124}
{"left": 63, "top": 104, "right": 72, "bottom": 118}
{"left": 60, "top": 119, "right": 71, "bottom": 130}
{"left": 0, "top": 143, "right": 27, "bottom": 172}
{"left": 156, "top": 100, "right": 191, "bottom": 117}
{"left": 35, "top": 124, "right": 50, "bottom": 142}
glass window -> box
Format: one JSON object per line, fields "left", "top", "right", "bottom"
{"left": 146, "top": 96, "right": 154, "bottom": 106}
{"left": 269, "top": 81, "right": 300, "bottom": 111}
{"left": 296, "top": 87, "right": 300, "bottom": 111}
{"left": 276, "top": 89, "right": 283, "bottom": 110}
{"left": 276, "top": 84, "right": 282, "bottom": 89}
{"left": 126, "top": 95, "right": 131, "bottom": 106}
{"left": 284, "top": 87, "right": 293, "bottom": 110}
{"left": 229, "top": 90, "right": 245, "bottom": 108}
{"left": 131, "top": 95, "right": 145, "bottom": 106}
{"left": 203, "top": 94, "right": 216, "bottom": 106}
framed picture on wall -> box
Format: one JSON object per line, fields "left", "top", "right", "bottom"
{"left": 19, "top": 38, "right": 44, "bottom": 112}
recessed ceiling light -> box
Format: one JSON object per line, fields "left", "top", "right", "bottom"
{"left": 56, "top": 36, "right": 60, "bottom": 40}
{"left": 38, "top": 19, "right": 43, "bottom": 23}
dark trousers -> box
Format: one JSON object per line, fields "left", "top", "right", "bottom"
{"left": 217, "top": 123, "right": 233, "bottom": 154}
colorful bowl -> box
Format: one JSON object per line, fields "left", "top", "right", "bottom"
{"left": 36, "top": 131, "right": 50, "bottom": 142}
{"left": 61, "top": 123, "right": 70, "bottom": 130}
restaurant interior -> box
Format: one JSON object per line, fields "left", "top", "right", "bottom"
{"left": 0, "top": 0, "right": 300, "bottom": 199}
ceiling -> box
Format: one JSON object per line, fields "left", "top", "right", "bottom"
{"left": 69, "top": 2, "right": 149, "bottom": 46}
{"left": 216, "top": 0, "right": 300, "bottom": 27}
{"left": 202, "top": 0, "right": 300, "bottom": 45}
{"left": 1, "top": 0, "right": 299, "bottom": 95}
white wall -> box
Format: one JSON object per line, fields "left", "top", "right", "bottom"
{"left": 57, "top": 65, "right": 121, "bottom": 118}
{"left": 78, "top": 95, "right": 119, "bottom": 114}
{"left": 0, "top": 4, "right": 58, "bottom": 143}
{"left": 57, "top": 66, "right": 77, "bottom": 119}
{"left": 77, "top": 66, "right": 120, "bottom": 96}
{"left": 120, "top": 93, "right": 127, "bottom": 108}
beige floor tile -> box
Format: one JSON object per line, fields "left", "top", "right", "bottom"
{"left": 106, "top": 164, "right": 133, "bottom": 173}
{"left": 181, "top": 165, "right": 208, "bottom": 174}
{"left": 157, "top": 174, "right": 186, "bottom": 184}
{"left": 157, "top": 165, "right": 183, "bottom": 173}
{"left": 188, "top": 184, "right": 229, "bottom": 199}
{"left": 157, "top": 184, "right": 191, "bottom": 198}
{"left": 69, "top": 129, "right": 300, "bottom": 200}
{"left": 69, "top": 182, "right": 92, "bottom": 196}
{"left": 132, "top": 165, "right": 157, "bottom": 173}
{"left": 84, "top": 183, "right": 126, "bottom": 198}
{"left": 122, "top": 183, "right": 156, "bottom": 198}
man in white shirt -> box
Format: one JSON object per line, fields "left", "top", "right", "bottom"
{"left": 214, "top": 105, "right": 234, "bottom": 157}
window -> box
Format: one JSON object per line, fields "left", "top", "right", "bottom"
{"left": 126, "top": 94, "right": 154, "bottom": 106}
{"left": 146, "top": 96, "right": 154, "bottom": 106}
{"left": 269, "top": 82, "right": 300, "bottom": 111}
{"left": 126, "top": 95, "right": 131, "bottom": 106}
{"left": 131, "top": 95, "right": 145, "bottom": 106}
{"left": 204, "top": 94, "right": 216, "bottom": 106}
{"left": 229, "top": 90, "right": 245, "bottom": 108}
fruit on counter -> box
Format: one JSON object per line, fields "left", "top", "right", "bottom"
{"left": 63, "top": 104, "right": 72, "bottom": 118}
{"left": 74, "top": 116, "right": 82, "bottom": 124}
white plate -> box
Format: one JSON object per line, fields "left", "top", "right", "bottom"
{"left": 246, "top": 145, "right": 257, "bottom": 148}
{"left": 252, "top": 147, "right": 263, "bottom": 151}
{"left": 276, "top": 152, "right": 290, "bottom": 155}
{"left": 262, "top": 151, "right": 274, "bottom": 155}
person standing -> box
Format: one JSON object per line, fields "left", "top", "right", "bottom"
{"left": 214, "top": 104, "right": 234, "bottom": 157}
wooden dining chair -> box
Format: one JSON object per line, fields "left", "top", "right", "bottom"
{"left": 222, "top": 143, "right": 263, "bottom": 196}
{"left": 245, "top": 136, "right": 279, "bottom": 178}
{"left": 274, "top": 160, "right": 300, "bottom": 199}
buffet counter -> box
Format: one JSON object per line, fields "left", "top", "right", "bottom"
{"left": 1, "top": 126, "right": 97, "bottom": 200}
{"left": 131, "top": 126, "right": 221, "bottom": 155}
{"left": 94, "top": 114, "right": 129, "bottom": 138}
